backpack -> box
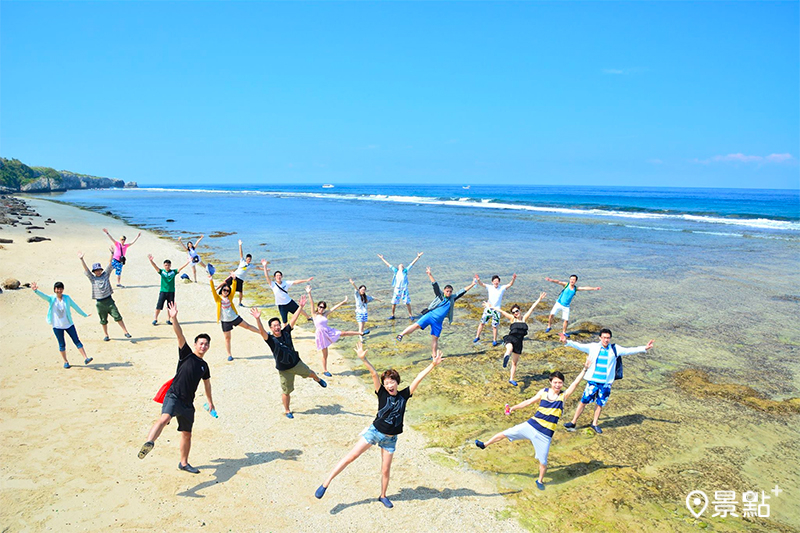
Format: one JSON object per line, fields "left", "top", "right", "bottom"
{"left": 612, "top": 344, "right": 623, "bottom": 380}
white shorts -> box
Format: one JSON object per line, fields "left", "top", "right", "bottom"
{"left": 550, "top": 302, "right": 570, "bottom": 321}
{"left": 503, "top": 421, "right": 552, "bottom": 465}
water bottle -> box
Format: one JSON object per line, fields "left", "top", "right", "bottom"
{"left": 504, "top": 403, "right": 511, "bottom": 416}
{"left": 203, "top": 403, "right": 218, "bottom": 418}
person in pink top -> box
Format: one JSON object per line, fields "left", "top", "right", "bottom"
{"left": 305, "top": 285, "right": 360, "bottom": 377}
{"left": 103, "top": 228, "right": 141, "bottom": 287}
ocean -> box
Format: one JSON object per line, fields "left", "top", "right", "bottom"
{"left": 45, "top": 184, "right": 800, "bottom": 530}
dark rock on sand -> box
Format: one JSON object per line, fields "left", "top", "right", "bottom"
{"left": 27, "top": 236, "right": 51, "bottom": 243}
{"left": 2, "top": 278, "right": 20, "bottom": 290}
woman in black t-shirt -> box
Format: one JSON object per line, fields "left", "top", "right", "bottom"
{"left": 314, "top": 342, "right": 442, "bottom": 509}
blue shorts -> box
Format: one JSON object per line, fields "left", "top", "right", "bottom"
{"left": 416, "top": 312, "right": 444, "bottom": 337}
{"left": 356, "top": 311, "right": 368, "bottom": 323}
{"left": 111, "top": 259, "right": 124, "bottom": 276}
{"left": 361, "top": 424, "right": 398, "bottom": 453}
{"left": 580, "top": 381, "right": 612, "bottom": 407}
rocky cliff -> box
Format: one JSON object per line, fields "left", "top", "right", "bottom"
{"left": 0, "top": 158, "right": 133, "bottom": 192}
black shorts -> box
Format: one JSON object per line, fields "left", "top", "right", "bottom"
{"left": 503, "top": 334, "right": 525, "bottom": 355}
{"left": 191, "top": 256, "right": 200, "bottom": 264}
{"left": 156, "top": 291, "right": 175, "bottom": 310}
{"left": 278, "top": 300, "right": 299, "bottom": 323}
{"left": 161, "top": 392, "right": 195, "bottom": 432}
{"left": 221, "top": 315, "right": 243, "bottom": 332}
{"left": 225, "top": 277, "right": 244, "bottom": 293}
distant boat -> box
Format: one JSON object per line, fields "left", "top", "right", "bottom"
{"left": 462, "top": 185, "right": 470, "bottom": 190}
{"left": 322, "top": 184, "right": 334, "bottom": 189}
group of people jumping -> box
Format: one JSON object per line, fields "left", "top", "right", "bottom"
{"left": 31, "top": 230, "right": 655, "bottom": 506}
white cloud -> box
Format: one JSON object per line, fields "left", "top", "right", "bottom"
{"left": 692, "top": 153, "right": 794, "bottom": 165}
{"left": 647, "top": 158, "right": 664, "bottom": 165}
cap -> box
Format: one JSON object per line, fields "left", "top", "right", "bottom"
{"left": 91, "top": 263, "right": 103, "bottom": 271}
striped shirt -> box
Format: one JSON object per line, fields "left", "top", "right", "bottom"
{"left": 85, "top": 269, "right": 113, "bottom": 300}
{"left": 590, "top": 346, "right": 612, "bottom": 382}
{"left": 527, "top": 388, "right": 564, "bottom": 439}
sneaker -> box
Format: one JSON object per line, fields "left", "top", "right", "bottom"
{"left": 564, "top": 333, "right": 570, "bottom": 338}
{"left": 124, "top": 333, "right": 132, "bottom": 339}
{"left": 492, "top": 341, "right": 499, "bottom": 347}
{"left": 388, "top": 315, "right": 396, "bottom": 320}
{"left": 535, "top": 480, "right": 545, "bottom": 491}
{"left": 227, "top": 355, "right": 234, "bottom": 361}
{"left": 285, "top": 412, "right": 294, "bottom": 419}
{"left": 508, "top": 379, "right": 518, "bottom": 387}
{"left": 206, "top": 264, "right": 216, "bottom": 276}
{"left": 63, "top": 362, "right": 71, "bottom": 369}
{"left": 545, "top": 327, "right": 551, "bottom": 333}
{"left": 178, "top": 462, "right": 200, "bottom": 474}
{"left": 502, "top": 354, "right": 510, "bottom": 368}
{"left": 564, "top": 422, "right": 576, "bottom": 431}
{"left": 591, "top": 425, "right": 603, "bottom": 434}
{"left": 474, "top": 439, "right": 486, "bottom": 449}
{"left": 166, "top": 320, "right": 172, "bottom": 326}
{"left": 323, "top": 371, "right": 332, "bottom": 377}
{"left": 378, "top": 496, "right": 394, "bottom": 509}
{"left": 116, "top": 284, "right": 123, "bottom": 288}
{"left": 138, "top": 441, "right": 154, "bottom": 459}
{"left": 103, "top": 336, "right": 110, "bottom": 342}
{"left": 408, "top": 316, "right": 415, "bottom": 321}
{"left": 315, "top": 485, "right": 327, "bottom": 499}
{"left": 84, "top": 357, "right": 93, "bottom": 365}
{"left": 396, "top": 335, "right": 403, "bottom": 342}
{"left": 152, "top": 320, "right": 157, "bottom": 326}
{"left": 473, "top": 337, "right": 480, "bottom": 344}
{"left": 362, "top": 329, "right": 371, "bottom": 335}
{"left": 318, "top": 379, "right": 327, "bottom": 388}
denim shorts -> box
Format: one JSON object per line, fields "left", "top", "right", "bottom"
{"left": 361, "top": 424, "right": 398, "bottom": 453}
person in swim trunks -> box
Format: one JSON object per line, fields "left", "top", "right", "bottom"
{"left": 396, "top": 266, "right": 476, "bottom": 358}
{"left": 544, "top": 274, "right": 600, "bottom": 336}
{"left": 377, "top": 252, "right": 423, "bottom": 320}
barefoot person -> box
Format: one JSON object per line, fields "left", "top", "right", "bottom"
{"left": 250, "top": 302, "right": 327, "bottom": 419}
{"left": 474, "top": 367, "right": 588, "bottom": 490}
{"left": 489, "top": 292, "right": 546, "bottom": 386}
{"left": 560, "top": 329, "right": 655, "bottom": 434}
{"left": 32, "top": 281, "right": 92, "bottom": 369}
{"left": 102, "top": 228, "right": 141, "bottom": 287}
{"left": 209, "top": 271, "right": 260, "bottom": 361}
{"left": 315, "top": 342, "right": 443, "bottom": 508}
{"left": 377, "top": 252, "right": 423, "bottom": 320}
{"left": 262, "top": 259, "right": 313, "bottom": 325}
{"left": 137, "top": 302, "right": 215, "bottom": 475}
{"left": 148, "top": 254, "right": 191, "bottom": 325}
{"left": 306, "top": 285, "right": 361, "bottom": 377}
{"left": 178, "top": 235, "right": 206, "bottom": 283}
{"left": 229, "top": 239, "right": 252, "bottom": 307}
{"left": 79, "top": 251, "right": 131, "bottom": 341}
{"left": 544, "top": 274, "right": 601, "bottom": 336}
{"left": 473, "top": 273, "right": 517, "bottom": 346}
{"left": 396, "top": 267, "right": 476, "bottom": 358}
{"left": 349, "top": 278, "right": 379, "bottom": 335}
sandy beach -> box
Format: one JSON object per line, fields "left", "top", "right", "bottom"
{"left": 0, "top": 197, "right": 525, "bottom": 532}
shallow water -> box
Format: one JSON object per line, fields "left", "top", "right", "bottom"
{"left": 45, "top": 186, "right": 800, "bottom": 530}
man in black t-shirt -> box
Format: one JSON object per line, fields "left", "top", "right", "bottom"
{"left": 137, "top": 302, "right": 215, "bottom": 474}
{"left": 250, "top": 298, "right": 327, "bottom": 419}
{"left": 315, "top": 341, "right": 442, "bottom": 509}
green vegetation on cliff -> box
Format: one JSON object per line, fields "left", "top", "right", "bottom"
{"left": 0, "top": 158, "right": 38, "bottom": 189}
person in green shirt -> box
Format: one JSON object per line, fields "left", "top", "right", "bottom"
{"left": 148, "top": 254, "right": 191, "bottom": 325}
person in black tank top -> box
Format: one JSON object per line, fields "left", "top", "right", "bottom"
{"left": 314, "top": 342, "right": 442, "bottom": 509}
{"left": 488, "top": 292, "right": 546, "bottom": 387}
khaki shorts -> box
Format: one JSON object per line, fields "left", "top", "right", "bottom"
{"left": 279, "top": 360, "right": 313, "bottom": 394}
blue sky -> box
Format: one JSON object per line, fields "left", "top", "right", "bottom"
{"left": 2, "top": 1, "right": 798, "bottom": 188}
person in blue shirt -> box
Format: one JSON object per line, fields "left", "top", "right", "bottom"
{"left": 377, "top": 252, "right": 423, "bottom": 320}
{"left": 544, "top": 274, "right": 601, "bottom": 336}
{"left": 396, "top": 266, "right": 476, "bottom": 358}
{"left": 559, "top": 328, "right": 654, "bottom": 434}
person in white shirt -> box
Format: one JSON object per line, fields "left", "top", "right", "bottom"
{"left": 262, "top": 259, "right": 313, "bottom": 325}
{"left": 473, "top": 273, "right": 516, "bottom": 346}
{"left": 559, "top": 328, "right": 654, "bottom": 434}
{"left": 227, "top": 240, "right": 252, "bottom": 307}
